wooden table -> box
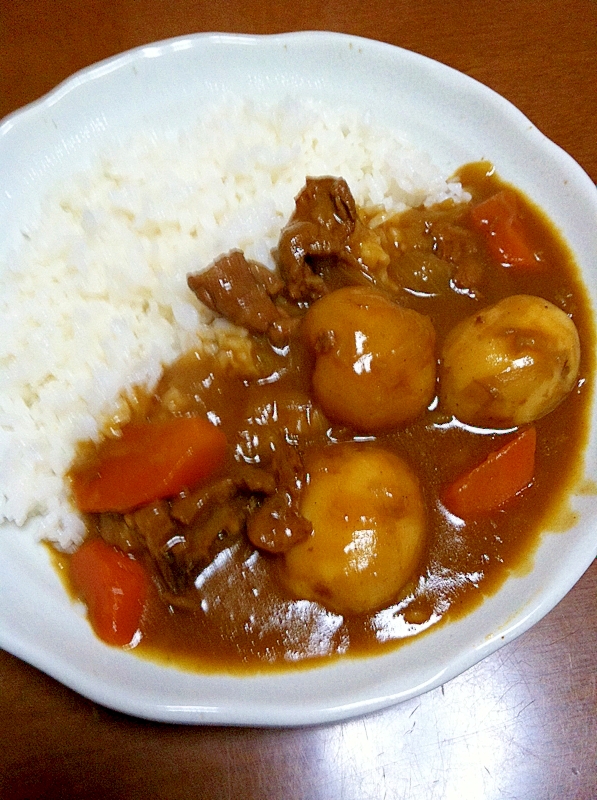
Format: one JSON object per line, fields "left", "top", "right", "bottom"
{"left": 1, "top": 2, "right": 596, "bottom": 798}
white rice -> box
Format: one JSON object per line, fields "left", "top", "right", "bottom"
{"left": 0, "top": 97, "right": 468, "bottom": 550}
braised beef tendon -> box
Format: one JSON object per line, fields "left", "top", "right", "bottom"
{"left": 66, "top": 166, "right": 592, "bottom": 671}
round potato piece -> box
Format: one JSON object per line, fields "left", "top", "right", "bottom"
{"left": 282, "top": 444, "right": 426, "bottom": 615}
{"left": 302, "top": 286, "right": 436, "bottom": 431}
{"left": 440, "top": 294, "right": 581, "bottom": 428}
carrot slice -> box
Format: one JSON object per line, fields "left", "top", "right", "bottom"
{"left": 441, "top": 426, "right": 536, "bottom": 519}
{"left": 70, "top": 539, "right": 148, "bottom": 647}
{"left": 70, "top": 416, "right": 227, "bottom": 513}
{"left": 470, "top": 190, "right": 539, "bottom": 269}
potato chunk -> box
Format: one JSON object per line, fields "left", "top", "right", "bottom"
{"left": 302, "top": 286, "right": 436, "bottom": 431}
{"left": 440, "top": 294, "right": 580, "bottom": 428}
{"left": 282, "top": 444, "right": 426, "bottom": 615}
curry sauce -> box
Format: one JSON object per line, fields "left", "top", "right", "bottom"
{"left": 64, "top": 163, "right": 594, "bottom": 673}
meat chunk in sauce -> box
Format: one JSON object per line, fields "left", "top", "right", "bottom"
{"left": 188, "top": 250, "right": 296, "bottom": 347}
{"left": 276, "top": 176, "right": 359, "bottom": 301}
{"left": 245, "top": 443, "right": 312, "bottom": 554}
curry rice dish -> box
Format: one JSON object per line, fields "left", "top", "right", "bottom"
{"left": 0, "top": 101, "right": 592, "bottom": 672}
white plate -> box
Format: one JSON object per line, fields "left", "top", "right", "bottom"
{"left": 1, "top": 31, "right": 596, "bottom": 727}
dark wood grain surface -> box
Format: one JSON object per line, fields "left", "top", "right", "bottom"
{"left": 1, "top": 2, "right": 596, "bottom": 798}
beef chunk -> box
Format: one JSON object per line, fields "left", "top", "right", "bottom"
{"left": 245, "top": 491, "right": 312, "bottom": 554}
{"left": 169, "top": 477, "right": 237, "bottom": 527}
{"left": 242, "top": 431, "right": 312, "bottom": 554}
{"left": 124, "top": 494, "right": 249, "bottom": 595}
{"left": 188, "top": 250, "right": 295, "bottom": 345}
{"left": 93, "top": 512, "right": 142, "bottom": 554}
{"left": 125, "top": 501, "right": 183, "bottom": 592}
{"left": 276, "top": 177, "right": 358, "bottom": 301}
{"left": 169, "top": 465, "right": 276, "bottom": 527}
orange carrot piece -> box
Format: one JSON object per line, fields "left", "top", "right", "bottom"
{"left": 441, "top": 426, "right": 536, "bottom": 519}
{"left": 70, "top": 539, "right": 149, "bottom": 647}
{"left": 71, "top": 416, "right": 227, "bottom": 513}
{"left": 470, "top": 190, "right": 539, "bottom": 269}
